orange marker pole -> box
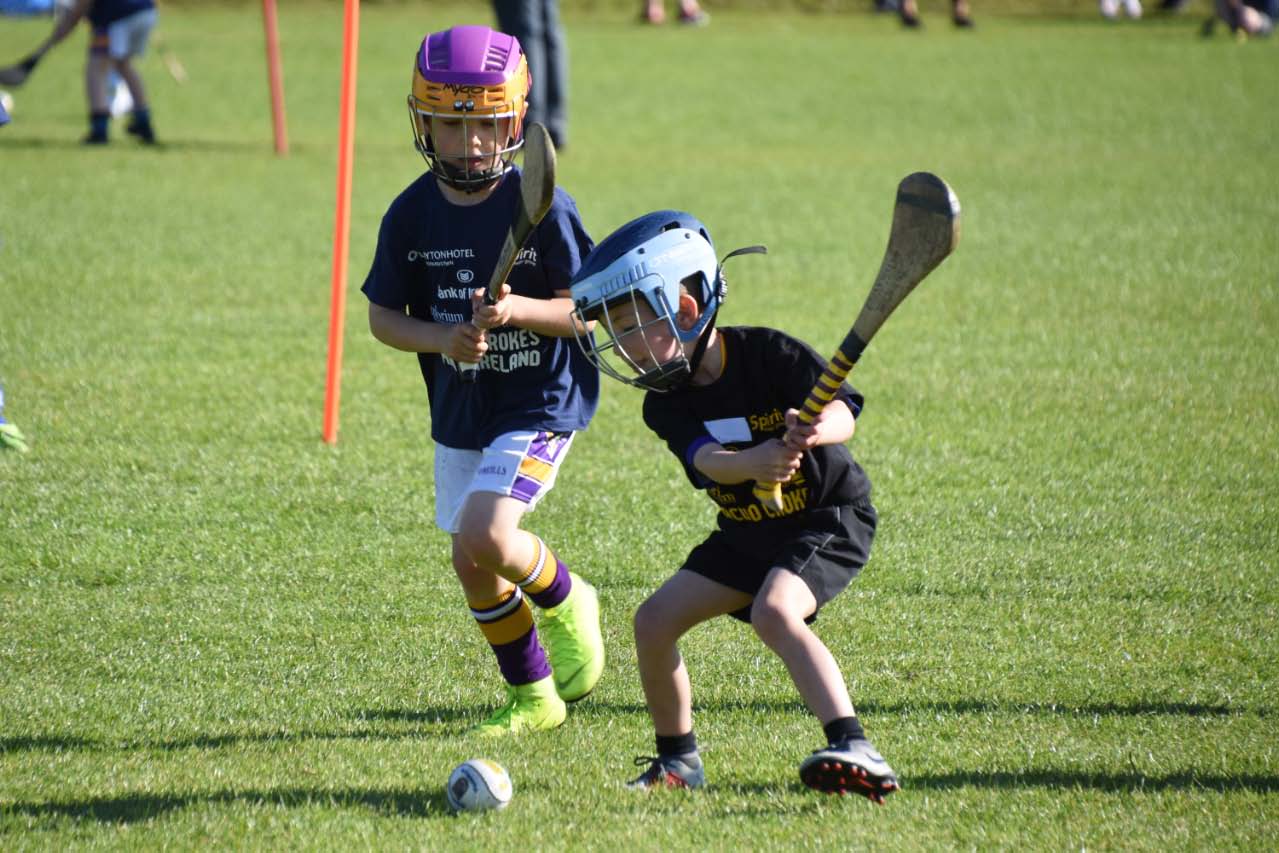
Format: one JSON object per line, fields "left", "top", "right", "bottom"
{"left": 322, "top": 0, "right": 359, "bottom": 445}
{"left": 261, "top": 0, "right": 289, "bottom": 156}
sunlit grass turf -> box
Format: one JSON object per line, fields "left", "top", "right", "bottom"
{"left": 1, "top": 2, "right": 1276, "bottom": 848}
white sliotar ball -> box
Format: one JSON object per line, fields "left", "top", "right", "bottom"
{"left": 446, "top": 759, "right": 513, "bottom": 812}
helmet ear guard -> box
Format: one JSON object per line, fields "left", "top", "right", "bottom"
{"left": 569, "top": 211, "right": 766, "bottom": 392}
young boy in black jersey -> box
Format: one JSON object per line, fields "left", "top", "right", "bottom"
{"left": 569, "top": 210, "right": 898, "bottom": 803}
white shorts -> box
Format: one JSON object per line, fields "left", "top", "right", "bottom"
{"left": 98, "top": 8, "right": 157, "bottom": 60}
{"left": 433, "top": 430, "right": 575, "bottom": 534}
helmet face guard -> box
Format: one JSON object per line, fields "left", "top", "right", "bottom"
{"left": 573, "top": 277, "right": 694, "bottom": 392}
{"left": 571, "top": 212, "right": 762, "bottom": 392}
{"left": 408, "top": 26, "right": 530, "bottom": 192}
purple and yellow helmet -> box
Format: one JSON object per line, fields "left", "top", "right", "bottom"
{"left": 408, "top": 25, "right": 530, "bottom": 192}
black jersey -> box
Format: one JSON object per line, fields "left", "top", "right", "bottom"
{"left": 643, "top": 326, "right": 872, "bottom": 549}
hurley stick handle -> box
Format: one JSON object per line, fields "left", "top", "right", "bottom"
{"left": 459, "top": 123, "right": 558, "bottom": 382}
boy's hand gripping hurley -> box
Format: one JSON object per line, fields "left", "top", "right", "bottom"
{"left": 458, "top": 122, "right": 558, "bottom": 383}
{"left": 752, "top": 172, "right": 961, "bottom": 511}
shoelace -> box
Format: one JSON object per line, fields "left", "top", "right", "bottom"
{"left": 631, "top": 755, "right": 668, "bottom": 780}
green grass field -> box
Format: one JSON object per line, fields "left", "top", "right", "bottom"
{"left": 2, "top": 1, "right": 1276, "bottom": 848}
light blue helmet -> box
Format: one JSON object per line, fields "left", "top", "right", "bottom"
{"left": 569, "top": 210, "right": 764, "bottom": 391}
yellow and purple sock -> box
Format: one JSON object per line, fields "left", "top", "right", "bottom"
{"left": 512, "top": 534, "right": 573, "bottom": 610}
{"left": 468, "top": 587, "right": 552, "bottom": 685}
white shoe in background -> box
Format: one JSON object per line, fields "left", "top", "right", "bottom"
{"left": 110, "top": 79, "right": 134, "bottom": 118}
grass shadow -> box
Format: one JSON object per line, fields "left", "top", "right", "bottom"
{"left": 571, "top": 697, "right": 1270, "bottom": 719}
{"left": 0, "top": 698, "right": 1264, "bottom": 757}
{"left": 1, "top": 785, "right": 452, "bottom": 825}
{"left": 13, "top": 772, "right": 1268, "bottom": 828}
{"left": 0, "top": 735, "right": 100, "bottom": 753}
{"left": 0, "top": 706, "right": 478, "bottom": 756}
{"left": 353, "top": 706, "right": 477, "bottom": 726}
{"left": 0, "top": 136, "right": 268, "bottom": 153}
{"left": 0, "top": 731, "right": 386, "bottom": 755}
{"left": 858, "top": 699, "right": 1272, "bottom": 718}
{"left": 907, "top": 769, "right": 1279, "bottom": 794}
{"left": 715, "top": 767, "right": 1279, "bottom": 804}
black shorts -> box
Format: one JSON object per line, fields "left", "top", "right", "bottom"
{"left": 679, "top": 500, "right": 877, "bottom": 624}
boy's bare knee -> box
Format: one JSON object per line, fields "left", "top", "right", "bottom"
{"left": 456, "top": 523, "right": 504, "bottom": 568}
{"left": 633, "top": 599, "right": 671, "bottom": 647}
{"left": 750, "top": 600, "right": 795, "bottom": 646}
{"left": 450, "top": 547, "right": 476, "bottom": 576}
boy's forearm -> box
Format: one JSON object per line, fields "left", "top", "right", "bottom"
{"left": 692, "top": 444, "right": 754, "bottom": 485}
{"left": 368, "top": 305, "right": 451, "bottom": 353}
{"left": 508, "top": 294, "right": 586, "bottom": 337}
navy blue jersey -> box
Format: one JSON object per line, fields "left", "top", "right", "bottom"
{"left": 643, "top": 326, "right": 872, "bottom": 549}
{"left": 88, "top": 0, "right": 154, "bottom": 28}
{"left": 362, "top": 169, "right": 598, "bottom": 449}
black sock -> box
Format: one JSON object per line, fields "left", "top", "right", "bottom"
{"left": 656, "top": 731, "right": 698, "bottom": 758}
{"left": 89, "top": 112, "right": 109, "bottom": 138}
{"left": 823, "top": 716, "right": 865, "bottom": 745}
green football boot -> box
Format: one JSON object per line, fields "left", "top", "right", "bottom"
{"left": 0, "top": 422, "right": 29, "bottom": 454}
{"left": 539, "top": 574, "right": 605, "bottom": 702}
{"left": 472, "top": 676, "right": 567, "bottom": 737}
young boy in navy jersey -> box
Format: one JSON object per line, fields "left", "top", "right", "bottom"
{"left": 31, "top": 0, "right": 157, "bottom": 143}
{"left": 361, "top": 25, "right": 604, "bottom": 736}
{"left": 569, "top": 211, "right": 898, "bottom": 802}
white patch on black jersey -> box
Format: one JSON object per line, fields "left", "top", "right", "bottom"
{"left": 704, "top": 417, "right": 752, "bottom": 445}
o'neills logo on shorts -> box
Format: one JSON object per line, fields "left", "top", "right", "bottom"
{"left": 479, "top": 464, "right": 507, "bottom": 476}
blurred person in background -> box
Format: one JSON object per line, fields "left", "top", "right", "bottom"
{"left": 32, "top": 0, "right": 157, "bottom": 144}
{"left": 899, "top": 0, "right": 973, "bottom": 27}
{"left": 640, "top": 0, "right": 709, "bottom": 25}
{"left": 52, "top": 1, "right": 133, "bottom": 117}
{"left": 1203, "top": 0, "right": 1274, "bottom": 36}
{"left": 1100, "top": 0, "right": 1143, "bottom": 19}
{"left": 494, "top": 0, "right": 570, "bottom": 149}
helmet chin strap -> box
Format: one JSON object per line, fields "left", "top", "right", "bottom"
{"left": 685, "top": 312, "right": 716, "bottom": 383}
{"left": 681, "top": 244, "right": 767, "bottom": 386}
